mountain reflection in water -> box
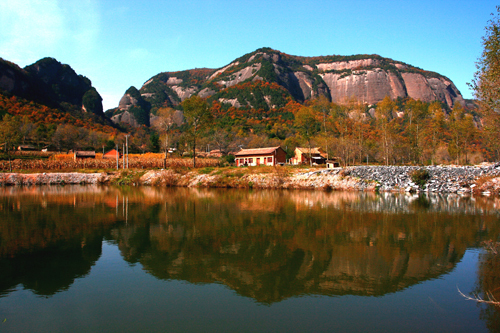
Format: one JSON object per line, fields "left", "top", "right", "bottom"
{"left": 1, "top": 186, "right": 499, "bottom": 304}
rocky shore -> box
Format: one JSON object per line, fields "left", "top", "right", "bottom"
{"left": 2, "top": 164, "right": 500, "bottom": 195}
{"left": 0, "top": 172, "right": 108, "bottom": 186}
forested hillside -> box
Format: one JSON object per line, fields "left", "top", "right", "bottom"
{"left": 0, "top": 49, "right": 496, "bottom": 166}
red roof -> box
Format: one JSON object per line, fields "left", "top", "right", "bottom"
{"left": 235, "top": 146, "right": 281, "bottom": 156}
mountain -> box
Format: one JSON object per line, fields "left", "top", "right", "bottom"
{"left": 105, "top": 86, "right": 151, "bottom": 127}
{"left": 130, "top": 47, "right": 464, "bottom": 116}
{"left": 0, "top": 57, "right": 104, "bottom": 117}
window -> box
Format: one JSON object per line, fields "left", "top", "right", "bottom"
{"left": 267, "top": 157, "right": 272, "bottom": 163}
{"left": 249, "top": 158, "right": 253, "bottom": 163}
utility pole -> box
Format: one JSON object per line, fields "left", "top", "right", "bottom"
{"left": 125, "top": 135, "right": 129, "bottom": 169}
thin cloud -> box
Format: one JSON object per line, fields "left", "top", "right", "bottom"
{"left": 0, "top": 0, "right": 100, "bottom": 66}
{"left": 128, "top": 48, "right": 150, "bottom": 60}
{"left": 0, "top": 0, "right": 65, "bottom": 64}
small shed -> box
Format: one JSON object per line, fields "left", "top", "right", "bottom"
{"left": 18, "top": 145, "right": 37, "bottom": 151}
{"left": 103, "top": 149, "right": 121, "bottom": 159}
{"left": 74, "top": 151, "right": 96, "bottom": 160}
{"left": 326, "top": 159, "right": 341, "bottom": 168}
{"left": 209, "top": 149, "right": 223, "bottom": 157}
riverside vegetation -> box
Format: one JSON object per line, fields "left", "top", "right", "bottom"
{"left": 2, "top": 162, "right": 500, "bottom": 197}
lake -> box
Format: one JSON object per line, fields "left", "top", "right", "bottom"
{"left": 0, "top": 186, "right": 499, "bottom": 332}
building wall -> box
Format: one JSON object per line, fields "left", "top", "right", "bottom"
{"left": 235, "top": 147, "right": 287, "bottom": 167}
{"left": 236, "top": 155, "right": 275, "bottom": 166}
{"left": 275, "top": 148, "right": 287, "bottom": 164}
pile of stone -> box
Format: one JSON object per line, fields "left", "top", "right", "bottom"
{"left": 343, "top": 164, "right": 500, "bottom": 193}
{"left": 0, "top": 172, "right": 108, "bottom": 185}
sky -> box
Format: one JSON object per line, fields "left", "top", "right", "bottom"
{"left": 0, "top": 0, "right": 497, "bottom": 110}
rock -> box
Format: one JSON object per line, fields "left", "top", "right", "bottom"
{"left": 132, "top": 48, "right": 465, "bottom": 112}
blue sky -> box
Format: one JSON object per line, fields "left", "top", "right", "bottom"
{"left": 0, "top": 0, "right": 497, "bottom": 110}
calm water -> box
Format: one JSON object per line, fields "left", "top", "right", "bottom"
{"left": 0, "top": 186, "right": 499, "bottom": 332}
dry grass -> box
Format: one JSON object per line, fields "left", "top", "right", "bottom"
{"left": 473, "top": 175, "right": 500, "bottom": 194}
{"left": 151, "top": 170, "right": 179, "bottom": 186}
{"left": 0, "top": 156, "right": 219, "bottom": 171}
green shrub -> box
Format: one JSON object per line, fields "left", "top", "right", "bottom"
{"left": 410, "top": 168, "right": 431, "bottom": 188}
{"left": 199, "top": 167, "right": 214, "bottom": 174}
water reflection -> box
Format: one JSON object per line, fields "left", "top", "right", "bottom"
{"left": 1, "top": 186, "right": 499, "bottom": 304}
{"left": 474, "top": 244, "right": 500, "bottom": 331}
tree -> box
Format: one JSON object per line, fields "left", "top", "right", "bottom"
{"left": 294, "top": 106, "right": 320, "bottom": 166}
{"left": 19, "top": 116, "right": 35, "bottom": 145}
{"left": 0, "top": 115, "right": 21, "bottom": 162}
{"left": 470, "top": 6, "right": 500, "bottom": 161}
{"left": 375, "top": 96, "right": 397, "bottom": 165}
{"left": 51, "top": 124, "right": 82, "bottom": 152}
{"left": 211, "top": 128, "right": 234, "bottom": 156}
{"left": 448, "top": 102, "right": 477, "bottom": 164}
{"left": 471, "top": 6, "right": 500, "bottom": 115}
{"left": 311, "top": 96, "right": 332, "bottom": 157}
{"left": 426, "top": 101, "right": 446, "bottom": 165}
{"left": 149, "top": 131, "right": 160, "bottom": 153}
{"left": 404, "top": 99, "right": 429, "bottom": 164}
{"left": 153, "top": 107, "right": 177, "bottom": 162}
{"left": 181, "top": 96, "right": 212, "bottom": 167}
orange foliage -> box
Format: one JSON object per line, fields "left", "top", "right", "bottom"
{"left": 0, "top": 93, "right": 118, "bottom": 134}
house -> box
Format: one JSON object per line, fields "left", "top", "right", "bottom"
{"left": 235, "top": 146, "right": 287, "bottom": 167}
{"left": 209, "top": 149, "right": 223, "bottom": 158}
{"left": 103, "top": 149, "right": 121, "bottom": 159}
{"left": 74, "top": 151, "right": 96, "bottom": 160}
{"left": 291, "top": 147, "right": 326, "bottom": 165}
{"left": 17, "top": 145, "right": 37, "bottom": 151}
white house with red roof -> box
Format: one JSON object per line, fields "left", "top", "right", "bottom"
{"left": 234, "top": 146, "right": 287, "bottom": 167}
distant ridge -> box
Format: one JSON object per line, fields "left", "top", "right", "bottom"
{"left": 129, "top": 47, "right": 464, "bottom": 114}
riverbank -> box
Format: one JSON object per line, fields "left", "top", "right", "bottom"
{"left": 2, "top": 163, "right": 500, "bottom": 195}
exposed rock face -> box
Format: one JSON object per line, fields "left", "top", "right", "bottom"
{"left": 198, "top": 87, "right": 216, "bottom": 98}
{"left": 292, "top": 71, "right": 314, "bottom": 100}
{"left": 149, "top": 110, "right": 185, "bottom": 128}
{"left": 118, "top": 93, "right": 138, "bottom": 111}
{"left": 111, "top": 86, "right": 151, "bottom": 127}
{"left": 170, "top": 85, "right": 196, "bottom": 101}
{"left": 219, "top": 98, "right": 241, "bottom": 108}
{"left": 402, "top": 73, "right": 462, "bottom": 107}
{"left": 217, "top": 63, "right": 261, "bottom": 88}
{"left": 321, "top": 70, "right": 406, "bottom": 104}
{"left": 111, "top": 110, "right": 138, "bottom": 127}
{"left": 136, "top": 48, "right": 465, "bottom": 111}
{"left": 316, "top": 58, "right": 381, "bottom": 71}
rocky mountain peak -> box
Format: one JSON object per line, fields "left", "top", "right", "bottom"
{"left": 134, "top": 48, "right": 464, "bottom": 114}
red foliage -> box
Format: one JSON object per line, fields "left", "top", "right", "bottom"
{"left": 0, "top": 93, "right": 118, "bottom": 134}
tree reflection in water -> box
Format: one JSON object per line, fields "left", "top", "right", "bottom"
{"left": 474, "top": 242, "right": 500, "bottom": 332}
{"left": 2, "top": 186, "right": 500, "bottom": 307}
